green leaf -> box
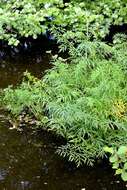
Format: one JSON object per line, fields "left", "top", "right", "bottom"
{"left": 109, "top": 154, "right": 118, "bottom": 163}
{"left": 121, "top": 171, "right": 127, "bottom": 181}
{"left": 124, "top": 163, "right": 127, "bottom": 170}
{"left": 115, "top": 168, "right": 122, "bottom": 175}
{"left": 112, "top": 162, "right": 119, "bottom": 169}
{"left": 117, "top": 146, "right": 127, "bottom": 156}
{"left": 103, "top": 146, "right": 113, "bottom": 154}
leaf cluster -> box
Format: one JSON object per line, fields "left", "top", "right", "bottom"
{"left": 0, "top": 0, "right": 127, "bottom": 45}
{"left": 104, "top": 146, "right": 127, "bottom": 181}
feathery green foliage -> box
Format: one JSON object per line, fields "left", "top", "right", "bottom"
{"left": 1, "top": 37, "right": 127, "bottom": 166}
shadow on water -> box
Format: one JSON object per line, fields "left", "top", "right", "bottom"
{"left": 0, "top": 51, "right": 126, "bottom": 190}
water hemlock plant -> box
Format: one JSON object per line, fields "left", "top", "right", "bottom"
{"left": 1, "top": 38, "right": 127, "bottom": 167}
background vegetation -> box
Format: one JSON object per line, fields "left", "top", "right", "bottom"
{"left": 0, "top": 0, "right": 127, "bottom": 45}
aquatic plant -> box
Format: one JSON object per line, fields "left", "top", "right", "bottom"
{"left": 1, "top": 38, "right": 127, "bottom": 166}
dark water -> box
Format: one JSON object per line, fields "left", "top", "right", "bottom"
{"left": 0, "top": 52, "right": 126, "bottom": 190}
{"left": 0, "top": 51, "right": 51, "bottom": 88}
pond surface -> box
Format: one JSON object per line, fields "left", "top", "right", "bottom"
{"left": 0, "top": 51, "right": 126, "bottom": 190}
{"left": 0, "top": 51, "right": 51, "bottom": 88}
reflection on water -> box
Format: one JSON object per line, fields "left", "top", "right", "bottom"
{"left": 0, "top": 168, "right": 8, "bottom": 181}
{"left": 0, "top": 52, "right": 126, "bottom": 190}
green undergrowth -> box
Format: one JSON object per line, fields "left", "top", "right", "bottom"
{"left": 1, "top": 37, "right": 127, "bottom": 166}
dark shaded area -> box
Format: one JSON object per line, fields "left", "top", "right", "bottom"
{"left": 0, "top": 52, "right": 52, "bottom": 88}
{"left": 105, "top": 24, "right": 127, "bottom": 43}
{"left": 0, "top": 33, "right": 57, "bottom": 60}
{"left": 0, "top": 33, "right": 59, "bottom": 88}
